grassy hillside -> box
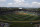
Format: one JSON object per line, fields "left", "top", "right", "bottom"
{"left": 0, "top": 13, "right": 40, "bottom": 21}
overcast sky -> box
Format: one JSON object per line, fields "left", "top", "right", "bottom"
{"left": 0, "top": 0, "right": 40, "bottom": 8}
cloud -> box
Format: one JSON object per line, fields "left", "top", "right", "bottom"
{"left": 0, "top": 0, "right": 6, "bottom": 2}
{"left": 8, "top": 3, "right": 13, "bottom": 5}
{"left": 7, "top": 3, "right": 13, "bottom": 7}
{"left": 14, "top": 0, "right": 24, "bottom": 3}
{"left": 6, "top": 0, "right": 40, "bottom": 8}
{"left": 7, "top": 0, "right": 29, "bottom": 7}
{"left": 30, "top": 2, "right": 40, "bottom": 7}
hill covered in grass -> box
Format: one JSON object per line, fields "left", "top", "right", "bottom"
{"left": 0, "top": 13, "right": 40, "bottom": 21}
